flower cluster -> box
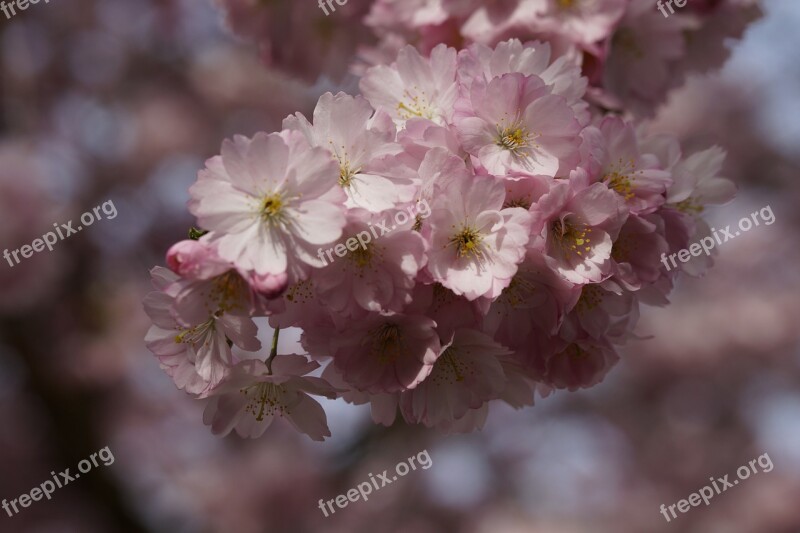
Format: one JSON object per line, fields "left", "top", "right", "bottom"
{"left": 213, "top": 0, "right": 760, "bottom": 117}
{"left": 144, "top": 37, "right": 736, "bottom": 440}
{"left": 361, "top": 0, "right": 762, "bottom": 116}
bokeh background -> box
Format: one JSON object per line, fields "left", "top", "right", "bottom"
{"left": 1, "top": 0, "right": 799, "bottom": 532}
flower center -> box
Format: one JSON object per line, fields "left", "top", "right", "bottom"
{"left": 576, "top": 284, "right": 603, "bottom": 313}
{"left": 497, "top": 125, "right": 531, "bottom": 154}
{"left": 559, "top": 343, "right": 589, "bottom": 359}
{"left": 450, "top": 227, "right": 483, "bottom": 259}
{"left": 556, "top": 0, "right": 577, "bottom": 9}
{"left": 611, "top": 234, "right": 631, "bottom": 262}
{"left": 174, "top": 319, "right": 215, "bottom": 345}
{"left": 604, "top": 172, "right": 636, "bottom": 201}
{"left": 285, "top": 280, "right": 314, "bottom": 304}
{"left": 429, "top": 348, "right": 471, "bottom": 385}
{"left": 371, "top": 323, "right": 404, "bottom": 365}
{"left": 613, "top": 28, "right": 643, "bottom": 58}
{"left": 241, "top": 382, "right": 288, "bottom": 422}
{"left": 339, "top": 162, "right": 359, "bottom": 188}
{"left": 503, "top": 196, "right": 532, "bottom": 210}
{"left": 397, "top": 90, "right": 435, "bottom": 120}
{"left": 210, "top": 271, "right": 247, "bottom": 313}
{"left": 551, "top": 219, "right": 593, "bottom": 258}
{"left": 348, "top": 243, "right": 374, "bottom": 268}
{"left": 260, "top": 193, "right": 284, "bottom": 221}
{"left": 673, "top": 198, "right": 704, "bottom": 215}
{"left": 499, "top": 274, "right": 537, "bottom": 308}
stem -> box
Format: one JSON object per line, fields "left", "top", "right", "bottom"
{"left": 266, "top": 327, "right": 280, "bottom": 373}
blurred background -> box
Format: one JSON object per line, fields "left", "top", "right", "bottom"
{"left": 1, "top": 0, "right": 799, "bottom": 532}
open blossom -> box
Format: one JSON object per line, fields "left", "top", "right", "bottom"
{"left": 535, "top": 179, "right": 628, "bottom": 285}
{"left": 589, "top": 117, "right": 673, "bottom": 215}
{"left": 666, "top": 146, "right": 736, "bottom": 212}
{"left": 560, "top": 281, "right": 639, "bottom": 342}
{"left": 189, "top": 131, "right": 347, "bottom": 283}
{"left": 531, "top": 335, "right": 620, "bottom": 391}
{"left": 455, "top": 72, "right": 581, "bottom": 176}
{"left": 483, "top": 251, "right": 580, "bottom": 348}
{"left": 312, "top": 208, "right": 427, "bottom": 317}
{"left": 203, "top": 356, "right": 339, "bottom": 440}
{"left": 427, "top": 173, "right": 532, "bottom": 300}
{"left": 610, "top": 214, "right": 669, "bottom": 292}
{"left": 400, "top": 329, "right": 510, "bottom": 429}
{"left": 143, "top": 267, "right": 261, "bottom": 395}
{"left": 309, "top": 313, "right": 441, "bottom": 393}
{"left": 283, "top": 92, "right": 413, "bottom": 212}
{"left": 360, "top": 44, "right": 459, "bottom": 127}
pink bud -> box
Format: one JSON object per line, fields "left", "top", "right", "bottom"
{"left": 166, "top": 240, "right": 230, "bottom": 280}
{"left": 248, "top": 271, "right": 289, "bottom": 298}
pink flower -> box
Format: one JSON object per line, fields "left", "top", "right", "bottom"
{"left": 360, "top": 44, "right": 459, "bottom": 127}
{"left": 590, "top": 117, "right": 673, "bottom": 215}
{"left": 455, "top": 72, "right": 581, "bottom": 176}
{"left": 266, "top": 279, "right": 332, "bottom": 331}
{"left": 666, "top": 146, "right": 736, "bottom": 212}
{"left": 306, "top": 313, "right": 441, "bottom": 394}
{"left": 534, "top": 180, "right": 627, "bottom": 284}
{"left": 559, "top": 282, "right": 639, "bottom": 342}
{"left": 457, "top": 39, "right": 590, "bottom": 124}
{"left": 406, "top": 282, "right": 484, "bottom": 342}
{"left": 166, "top": 239, "right": 230, "bottom": 280}
{"left": 167, "top": 239, "right": 289, "bottom": 300}
{"left": 531, "top": 335, "right": 620, "bottom": 391}
{"left": 203, "top": 356, "right": 339, "bottom": 440}
{"left": 143, "top": 267, "right": 261, "bottom": 394}
{"left": 483, "top": 251, "right": 580, "bottom": 348}
{"left": 427, "top": 173, "right": 532, "bottom": 300}
{"left": 189, "top": 131, "right": 347, "bottom": 282}
{"left": 610, "top": 214, "right": 669, "bottom": 291}
{"left": 312, "top": 209, "right": 427, "bottom": 317}
{"left": 283, "top": 92, "right": 413, "bottom": 213}
{"left": 400, "top": 329, "right": 509, "bottom": 429}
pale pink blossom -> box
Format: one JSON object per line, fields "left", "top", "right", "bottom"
{"left": 360, "top": 44, "right": 459, "bottom": 127}
{"left": 143, "top": 267, "right": 260, "bottom": 394}
{"left": 534, "top": 179, "right": 627, "bottom": 284}
{"left": 313, "top": 209, "right": 427, "bottom": 317}
{"left": 189, "top": 131, "right": 347, "bottom": 282}
{"left": 531, "top": 335, "right": 620, "bottom": 391}
{"left": 306, "top": 313, "right": 441, "bottom": 394}
{"left": 427, "top": 173, "right": 532, "bottom": 300}
{"left": 455, "top": 72, "right": 581, "bottom": 176}
{"left": 283, "top": 92, "right": 413, "bottom": 212}
{"left": 203, "top": 356, "right": 339, "bottom": 440}
{"left": 400, "top": 329, "right": 509, "bottom": 429}
{"left": 590, "top": 117, "right": 673, "bottom": 215}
